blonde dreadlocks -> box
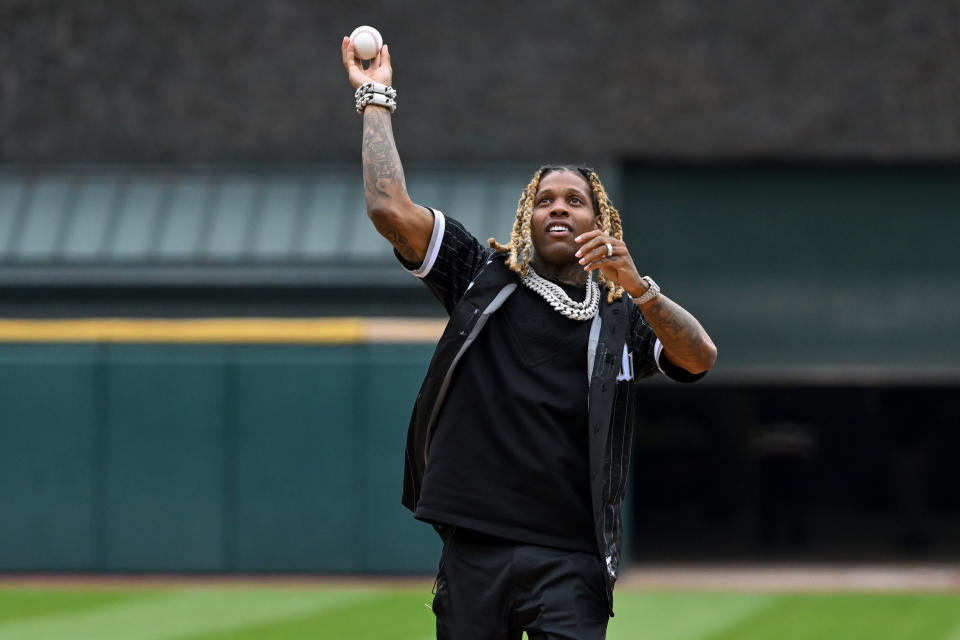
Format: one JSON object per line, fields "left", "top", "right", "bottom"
{"left": 489, "top": 166, "right": 626, "bottom": 303}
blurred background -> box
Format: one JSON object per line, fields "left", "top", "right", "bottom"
{"left": 1, "top": 0, "right": 959, "bottom": 578}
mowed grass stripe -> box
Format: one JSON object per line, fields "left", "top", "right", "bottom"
{"left": 704, "top": 593, "right": 960, "bottom": 640}
{"left": 0, "top": 590, "right": 148, "bottom": 624}
{"left": 0, "top": 588, "right": 375, "bottom": 640}
{"left": 2, "top": 588, "right": 960, "bottom": 639}
{"left": 607, "top": 592, "right": 778, "bottom": 640}
{"left": 172, "top": 591, "right": 436, "bottom": 640}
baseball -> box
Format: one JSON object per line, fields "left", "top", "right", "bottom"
{"left": 350, "top": 25, "right": 383, "bottom": 61}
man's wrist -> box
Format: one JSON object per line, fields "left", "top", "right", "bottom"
{"left": 631, "top": 276, "right": 661, "bottom": 305}
{"left": 625, "top": 278, "right": 649, "bottom": 299}
{"left": 625, "top": 273, "right": 652, "bottom": 298}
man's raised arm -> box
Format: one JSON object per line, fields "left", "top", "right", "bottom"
{"left": 341, "top": 36, "right": 433, "bottom": 264}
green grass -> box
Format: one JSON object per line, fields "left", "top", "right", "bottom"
{"left": 0, "top": 585, "right": 958, "bottom": 639}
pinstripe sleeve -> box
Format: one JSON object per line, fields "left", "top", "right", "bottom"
{"left": 394, "top": 209, "right": 494, "bottom": 314}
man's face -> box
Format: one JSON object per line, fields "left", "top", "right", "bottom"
{"left": 530, "top": 170, "right": 601, "bottom": 267}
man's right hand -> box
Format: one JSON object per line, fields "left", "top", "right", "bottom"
{"left": 342, "top": 36, "right": 393, "bottom": 89}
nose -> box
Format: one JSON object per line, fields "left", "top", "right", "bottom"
{"left": 550, "top": 205, "right": 569, "bottom": 217}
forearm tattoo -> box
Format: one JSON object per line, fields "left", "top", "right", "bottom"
{"left": 361, "top": 108, "right": 418, "bottom": 261}
{"left": 642, "top": 295, "right": 716, "bottom": 371}
{"left": 362, "top": 108, "right": 406, "bottom": 202}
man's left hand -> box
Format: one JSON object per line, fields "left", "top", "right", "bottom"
{"left": 574, "top": 230, "right": 647, "bottom": 298}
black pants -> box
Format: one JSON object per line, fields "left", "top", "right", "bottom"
{"left": 432, "top": 529, "right": 609, "bottom": 640}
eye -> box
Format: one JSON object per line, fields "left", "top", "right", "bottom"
{"left": 569, "top": 196, "right": 583, "bottom": 205}
{"left": 537, "top": 196, "right": 552, "bottom": 205}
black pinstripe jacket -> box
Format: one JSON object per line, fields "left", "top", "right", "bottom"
{"left": 399, "top": 211, "right": 668, "bottom": 615}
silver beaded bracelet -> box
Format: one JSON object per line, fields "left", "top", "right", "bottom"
{"left": 354, "top": 82, "right": 397, "bottom": 100}
{"left": 355, "top": 92, "right": 397, "bottom": 114}
{"left": 354, "top": 82, "right": 398, "bottom": 114}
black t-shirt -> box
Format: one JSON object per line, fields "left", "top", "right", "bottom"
{"left": 415, "top": 278, "right": 598, "bottom": 554}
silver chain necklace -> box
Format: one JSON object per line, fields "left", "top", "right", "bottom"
{"left": 521, "top": 266, "right": 599, "bottom": 321}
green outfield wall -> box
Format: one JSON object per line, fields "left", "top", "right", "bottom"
{"left": 0, "top": 340, "right": 442, "bottom": 573}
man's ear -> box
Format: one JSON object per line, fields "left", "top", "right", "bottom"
{"left": 595, "top": 217, "right": 603, "bottom": 230}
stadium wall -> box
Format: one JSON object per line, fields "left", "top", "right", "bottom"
{"left": 0, "top": 339, "right": 442, "bottom": 573}
{"left": 621, "top": 164, "right": 960, "bottom": 377}
{"left": 3, "top": 336, "right": 957, "bottom": 573}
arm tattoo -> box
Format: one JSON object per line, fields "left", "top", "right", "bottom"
{"left": 362, "top": 108, "right": 407, "bottom": 203}
{"left": 641, "top": 295, "right": 717, "bottom": 372}
{"left": 379, "top": 224, "right": 418, "bottom": 262}
{"left": 362, "top": 108, "right": 419, "bottom": 260}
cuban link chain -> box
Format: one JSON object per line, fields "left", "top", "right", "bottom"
{"left": 521, "top": 266, "right": 599, "bottom": 321}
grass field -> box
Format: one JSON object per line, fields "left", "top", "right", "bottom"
{"left": 1, "top": 583, "right": 960, "bottom": 639}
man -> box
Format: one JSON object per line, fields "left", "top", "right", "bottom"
{"left": 342, "top": 37, "right": 717, "bottom": 639}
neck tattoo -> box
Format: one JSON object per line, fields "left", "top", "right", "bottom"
{"left": 531, "top": 261, "right": 586, "bottom": 287}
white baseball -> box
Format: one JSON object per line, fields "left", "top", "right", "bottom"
{"left": 350, "top": 25, "right": 383, "bottom": 61}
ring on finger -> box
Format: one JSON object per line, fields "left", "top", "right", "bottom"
{"left": 605, "top": 242, "right": 614, "bottom": 257}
